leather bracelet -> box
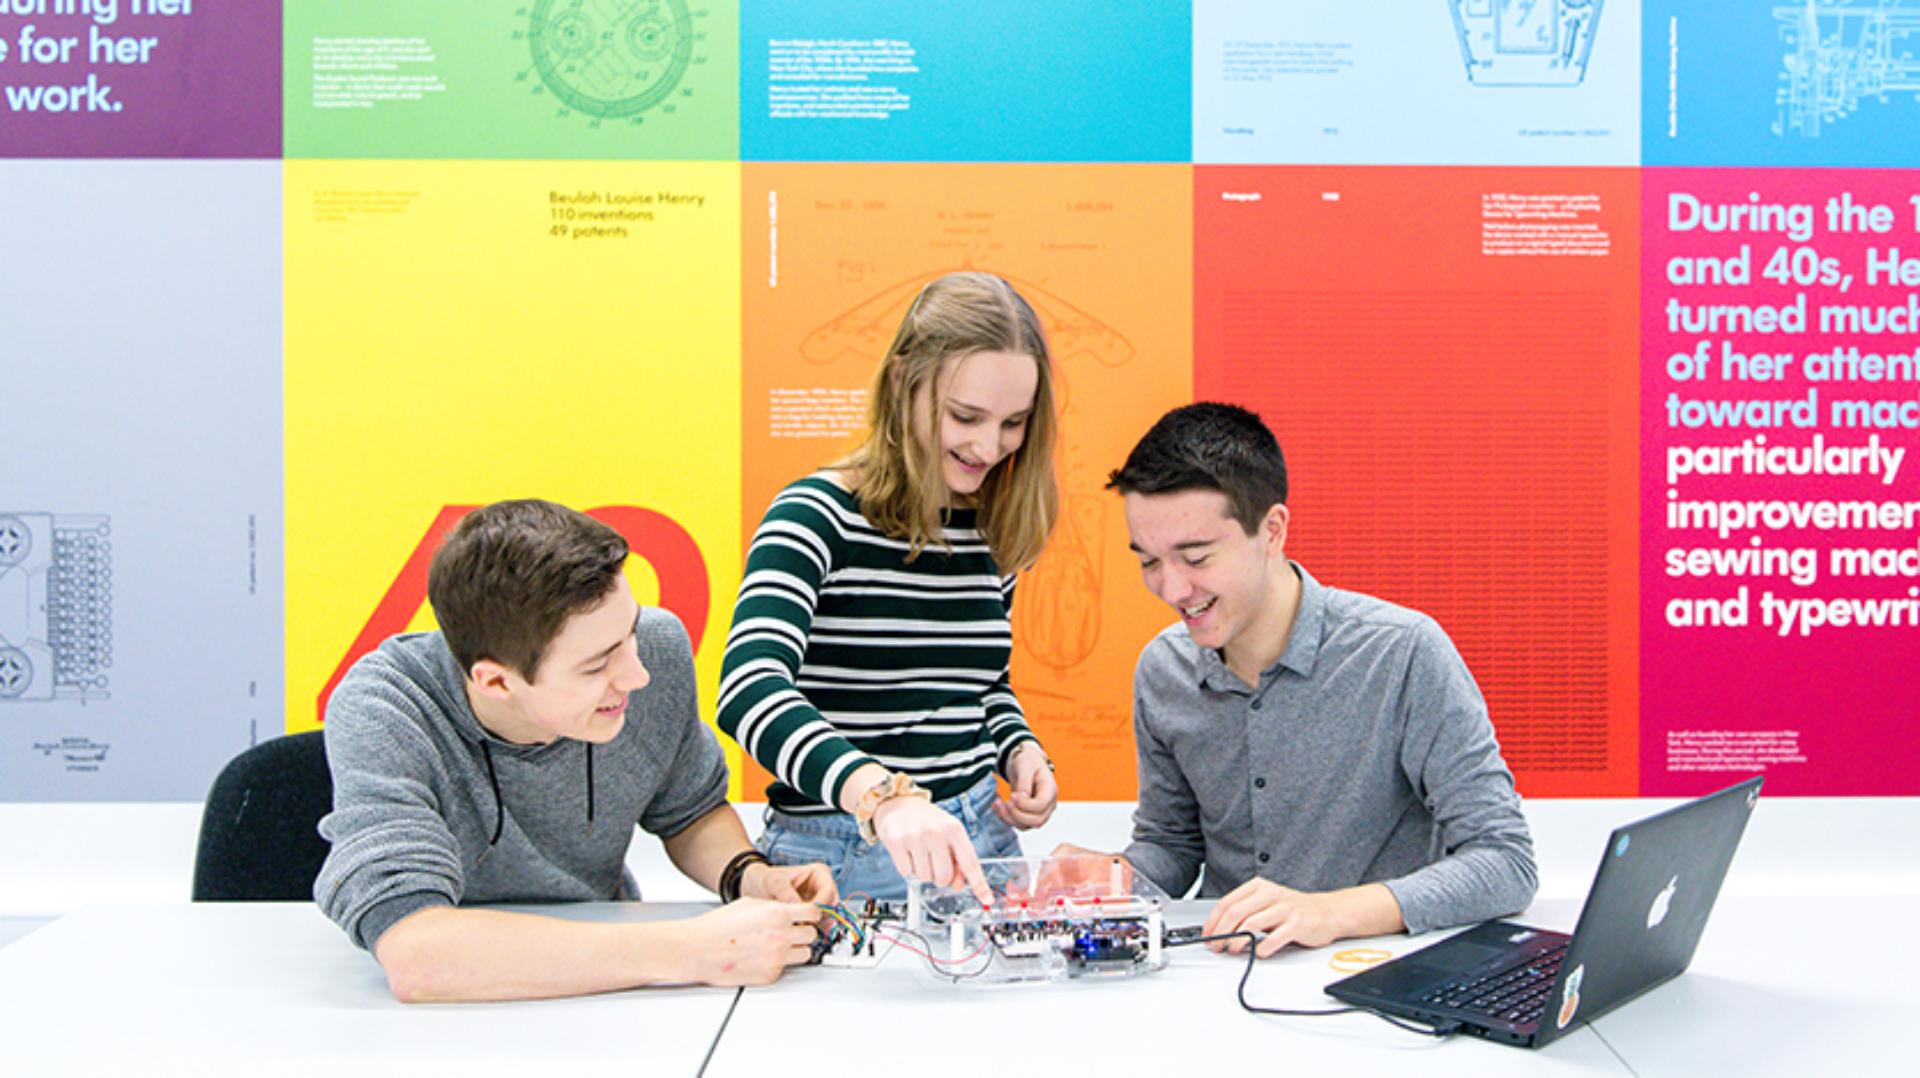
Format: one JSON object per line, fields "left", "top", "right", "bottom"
{"left": 718, "top": 849, "right": 769, "bottom": 903}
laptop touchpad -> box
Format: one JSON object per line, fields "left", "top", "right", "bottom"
{"left": 1418, "top": 941, "right": 1512, "bottom": 973}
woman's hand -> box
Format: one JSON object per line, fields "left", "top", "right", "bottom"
{"left": 871, "top": 795, "right": 994, "bottom": 904}
{"left": 994, "top": 742, "right": 1058, "bottom": 830}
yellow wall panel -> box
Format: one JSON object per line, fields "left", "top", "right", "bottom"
{"left": 285, "top": 161, "right": 743, "bottom": 784}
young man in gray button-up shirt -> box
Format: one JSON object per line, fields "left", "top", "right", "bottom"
{"left": 1059, "top": 404, "right": 1536, "bottom": 959}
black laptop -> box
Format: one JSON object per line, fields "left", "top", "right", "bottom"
{"left": 1325, "top": 776, "right": 1762, "bottom": 1048}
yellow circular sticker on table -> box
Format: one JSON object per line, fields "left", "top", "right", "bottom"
{"left": 1327, "top": 948, "right": 1394, "bottom": 974}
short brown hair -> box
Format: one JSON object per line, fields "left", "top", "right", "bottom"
{"left": 427, "top": 500, "right": 629, "bottom": 681}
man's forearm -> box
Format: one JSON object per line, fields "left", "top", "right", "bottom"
{"left": 374, "top": 906, "right": 690, "bottom": 1002}
{"left": 1384, "top": 842, "right": 1539, "bottom": 934}
{"left": 661, "top": 802, "right": 757, "bottom": 893}
{"left": 1120, "top": 836, "right": 1202, "bottom": 898}
{"left": 1330, "top": 882, "right": 1406, "bottom": 939}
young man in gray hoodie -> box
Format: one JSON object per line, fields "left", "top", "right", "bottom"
{"left": 314, "top": 499, "right": 835, "bottom": 1001}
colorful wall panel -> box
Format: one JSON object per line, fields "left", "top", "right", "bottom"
{"left": 1194, "top": 0, "right": 1641, "bottom": 165}
{"left": 1194, "top": 166, "right": 1641, "bottom": 797}
{"left": 740, "top": 1, "right": 1190, "bottom": 162}
{"left": 1646, "top": 0, "right": 1920, "bottom": 167}
{"left": 739, "top": 163, "right": 1191, "bottom": 798}
{"left": 283, "top": 2, "right": 738, "bottom": 160}
{"left": 4, "top": 1, "right": 1917, "bottom": 802}
{"left": 1, "top": 160, "right": 283, "bottom": 798}
{"left": 283, "top": 159, "right": 742, "bottom": 746}
{"left": 1641, "top": 167, "right": 1920, "bottom": 795}
{"left": 0, "top": 2, "right": 280, "bottom": 158}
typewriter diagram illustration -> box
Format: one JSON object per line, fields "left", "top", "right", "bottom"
{"left": 1774, "top": 0, "right": 1920, "bottom": 138}
{"left": 1448, "top": 0, "right": 1604, "bottom": 86}
{"left": 522, "top": 0, "right": 699, "bottom": 121}
{"left": 0, "top": 513, "right": 112, "bottom": 703}
{"left": 798, "top": 270, "right": 1133, "bottom": 673}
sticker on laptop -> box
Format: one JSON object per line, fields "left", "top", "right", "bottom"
{"left": 1615, "top": 833, "right": 1630, "bottom": 857}
{"left": 1557, "top": 963, "right": 1585, "bottom": 1029}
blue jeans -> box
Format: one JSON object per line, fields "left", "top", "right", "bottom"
{"left": 758, "top": 775, "right": 1024, "bottom": 902}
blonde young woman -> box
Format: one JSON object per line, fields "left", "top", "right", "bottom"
{"left": 718, "top": 272, "right": 1062, "bottom": 903}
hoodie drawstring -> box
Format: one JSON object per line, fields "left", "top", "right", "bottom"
{"left": 479, "top": 739, "right": 596, "bottom": 844}
{"left": 480, "top": 740, "right": 504, "bottom": 846}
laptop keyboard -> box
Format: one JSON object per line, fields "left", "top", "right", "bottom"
{"left": 1418, "top": 942, "right": 1568, "bottom": 1026}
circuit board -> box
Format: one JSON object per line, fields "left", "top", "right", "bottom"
{"left": 809, "top": 898, "right": 901, "bottom": 969}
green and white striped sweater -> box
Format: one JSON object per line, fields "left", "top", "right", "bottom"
{"left": 718, "top": 475, "right": 1040, "bottom": 815}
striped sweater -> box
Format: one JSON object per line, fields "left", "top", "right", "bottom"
{"left": 718, "top": 475, "right": 1040, "bottom": 815}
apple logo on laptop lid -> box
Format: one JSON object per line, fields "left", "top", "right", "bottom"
{"left": 1647, "top": 875, "right": 1679, "bottom": 929}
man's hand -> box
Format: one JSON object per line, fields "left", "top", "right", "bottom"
{"left": 871, "top": 795, "right": 994, "bottom": 905}
{"left": 1017, "top": 843, "right": 1133, "bottom": 902}
{"left": 993, "top": 743, "right": 1058, "bottom": 830}
{"left": 673, "top": 899, "right": 824, "bottom": 987}
{"left": 739, "top": 860, "right": 839, "bottom": 904}
{"left": 1201, "top": 878, "right": 1403, "bottom": 959}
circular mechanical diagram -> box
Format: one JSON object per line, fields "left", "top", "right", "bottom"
{"left": 0, "top": 648, "right": 31, "bottom": 698}
{"left": 0, "top": 516, "right": 30, "bottom": 566}
{"left": 528, "top": 0, "right": 694, "bottom": 119}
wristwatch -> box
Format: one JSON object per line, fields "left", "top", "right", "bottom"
{"left": 853, "top": 772, "right": 930, "bottom": 845}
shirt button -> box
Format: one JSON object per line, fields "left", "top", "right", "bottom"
{"left": 1250, "top": 698, "right": 1263, "bottom": 711}
{"left": 1258, "top": 852, "right": 1271, "bottom": 864}
{"left": 1253, "top": 777, "right": 1267, "bottom": 789}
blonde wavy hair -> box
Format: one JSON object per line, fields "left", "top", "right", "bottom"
{"left": 831, "top": 272, "right": 1060, "bottom": 572}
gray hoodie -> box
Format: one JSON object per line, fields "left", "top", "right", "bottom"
{"left": 313, "top": 607, "right": 729, "bottom": 951}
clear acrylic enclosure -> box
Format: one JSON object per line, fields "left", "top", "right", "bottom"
{"left": 902, "top": 855, "right": 1171, "bottom": 984}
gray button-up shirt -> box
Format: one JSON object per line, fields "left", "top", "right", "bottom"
{"left": 1121, "top": 563, "right": 1537, "bottom": 934}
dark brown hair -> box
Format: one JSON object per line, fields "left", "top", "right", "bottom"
{"left": 427, "top": 500, "right": 629, "bottom": 681}
{"left": 1107, "top": 403, "right": 1288, "bottom": 534}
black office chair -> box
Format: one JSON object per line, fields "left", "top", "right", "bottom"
{"left": 191, "top": 731, "right": 334, "bottom": 901}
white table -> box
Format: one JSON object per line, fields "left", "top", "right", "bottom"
{"left": 0, "top": 902, "right": 737, "bottom": 1078}
{"left": 1586, "top": 893, "right": 1913, "bottom": 1076}
{"left": 1, "top": 892, "right": 1911, "bottom": 1076}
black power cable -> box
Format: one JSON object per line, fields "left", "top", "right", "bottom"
{"left": 1167, "top": 930, "right": 1460, "bottom": 1039}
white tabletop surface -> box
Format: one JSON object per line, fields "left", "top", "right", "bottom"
{"left": 0, "top": 901, "right": 737, "bottom": 1078}
{"left": 0, "top": 871, "right": 1912, "bottom": 1074}
{"left": 1585, "top": 893, "right": 1915, "bottom": 1076}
